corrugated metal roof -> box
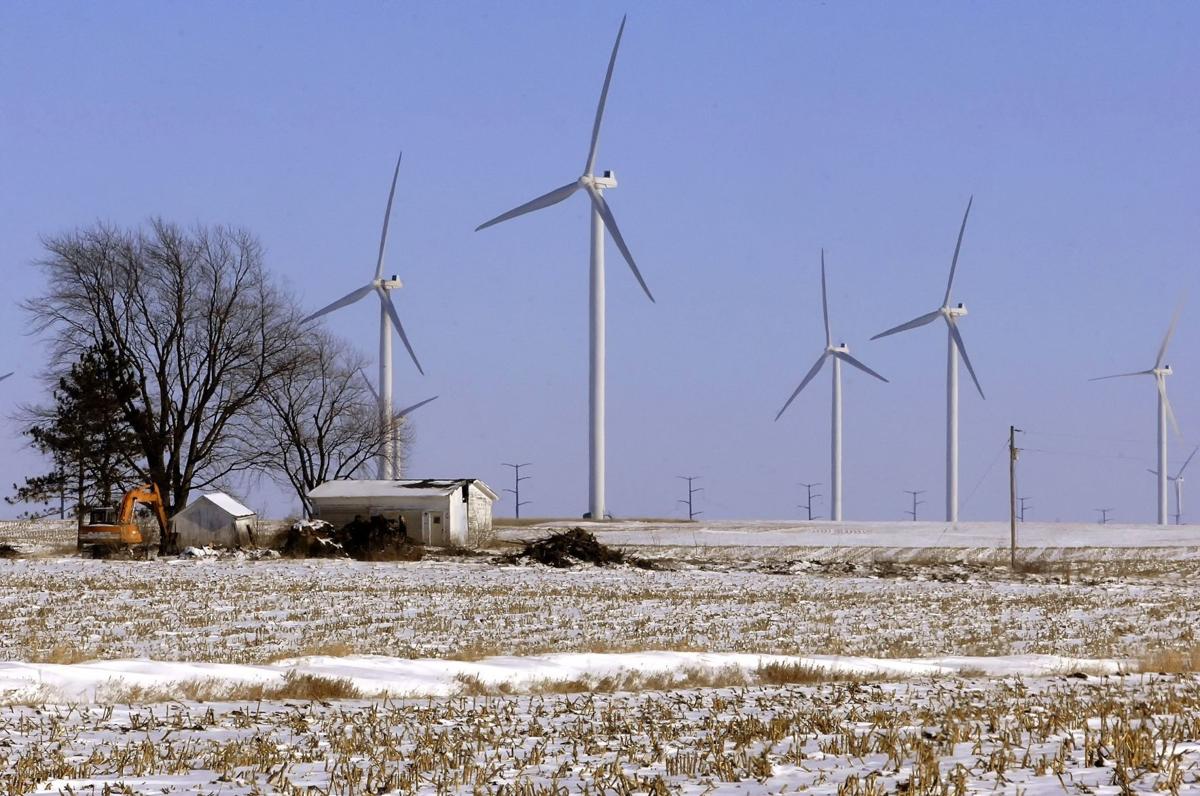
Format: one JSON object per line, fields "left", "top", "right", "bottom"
{"left": 309, "top": 479, "right": 498, "bottom": 501}
{"left": 195, "top": 492, "right": 256, "bottom": 517}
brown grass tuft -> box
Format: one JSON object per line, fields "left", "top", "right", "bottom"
{"left": 1137, "top": 646, "right": 1200, "bottom": 673}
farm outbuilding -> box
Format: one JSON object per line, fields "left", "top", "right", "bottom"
{"left": 172, "top": 492, "right": 257, "bottom": 549}
{"left": 307, "top": 479, "right": 498, "bottom": 548}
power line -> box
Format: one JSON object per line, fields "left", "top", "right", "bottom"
{"left": 1018, "top": 496, "right": 1031, "bottom": 522}
{"left": 1094, "top": 507, "right": 1113, "bottom": 524}
{"left": 798, "top": 482, "right": 821, "bottom": 521}
{"left": 677, "top": 476, "right": 703, "bottom": 520}
{"left": 501, "top": 462, "right": 531, "bottom": 519}
{"left": 903, "top": 490, "right": 925, "bottom": 521}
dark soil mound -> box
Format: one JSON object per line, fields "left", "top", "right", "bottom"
{"left": 282, "top": 517, "right": 423, "bottom": 562}
{"left": 0, "top": 544, "right": 19, "bottom": 559}
{"left": 281, "top": 521, "right": 347, "bottom": 559}
{"left": 504, "top": 528, "right": 654, "bottom": 569}
{"left": 339, "top": 515, "right": 423, "bottom": 562}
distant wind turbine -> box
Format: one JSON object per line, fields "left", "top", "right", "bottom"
{"left": 1093, "top": 305, "right": 1184, "bottom": 525}
{"left": 872, "top": 197, "right": 984, "bottom": 523}
{"left": 776, "top": 251, "right": 888, "bottom": 521}
{"left": 302, "top": 153, "right": 424, "bottom": 480}
{"left": 476, "top": 16, "right": 653, "bottom": 519}
{"left": 1148, "top": 445, "right": 1198, "bottom": 525}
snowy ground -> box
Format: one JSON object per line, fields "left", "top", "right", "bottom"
{"left": 2, "top": 519, "right": 1199, "bottom": 792}
{"left": 499, "top": 518, "right": 1200, "bottom": 563}
{"left": 3, "top": 674, "right": 1198, "bottom": 793}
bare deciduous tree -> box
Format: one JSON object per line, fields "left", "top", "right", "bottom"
{"left": 25, "top": 220, "right": 300, "bottom": 515}
{"left": 252, "top": 330, "right": 410, "bottom": 516}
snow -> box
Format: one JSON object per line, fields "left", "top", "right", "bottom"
{"left": 506, "top": 518, "right": 1200, "bottom": 557}
{"left": 0, "top": 651, "right": 1126, "bottom": 702}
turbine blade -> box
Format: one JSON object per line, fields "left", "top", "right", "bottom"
{"left": 1147, "top": 468, "right": 1160, "bottom": 477}
{"left": 395, "top": 395, "right": 439, "bottom": 418}
{"left": 943, "top": 196, "right": 973, "bottom": 307}
{"left": 1158, "top": 376, "right": 1181, "bottom": 437}
{"left": 947, "top": 317, "right": 985, "bottom": 399}
{"left": 302, "top": 283, "right": 375, "bottom": 324}
{"left": 585, "top": 15, "right": 627, "bottom": 176}
{"left": 820, "top": 249, "right": 831, "bottom": 347}
{"left": 1088, "top": 369, "right": 1155, "bottom": 382}
{"left": 774, "top": 353, "right": 829, "bottom": 421}
{"left": 833, "top": 350, "right": 888, "bottom": 383}
{"left": 377, "top": 287, "right": 425, "bottom": 376}
{"left": 585, "top": 184, "right": 655, "bottom": 302}
{"left": 1155, "top": 302, "right": 1183, "bottom": 369}
{"left": 475, "top": 182, "right": 580, "bottom": 232}
{"left": 0, "top": 372, "right": 11, "bottom": 382}
{"left": 375, "top": 152, "right": 402, "bottom": 280}
{"left": 871, "top": 309, "right": 941, "bottom": 341}
{"left": 1177, "top": 445, "right": 1199, "bottom": 477}
{"left": 358, "top": 368, "right": 380, "bottom": 403}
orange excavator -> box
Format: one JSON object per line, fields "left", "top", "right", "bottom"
{"left": 78, "top": 482, "right": 176, "bottom": 556}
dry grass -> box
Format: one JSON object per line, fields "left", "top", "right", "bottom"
{"left": 265, "top": 641, "right": 357, "bottom": 661}
{"left": 455, "top": 665, "right": 753, "bottom": 696}
{"left": 1138, "top": 645, "right": 1200, "bottom": 673}
{"left": 28, "top": 643, "right": 97, "bottom": 664}
{"left": 755, "top": 660, "right": 886, "bottom": 685}
{"left": 97, "top": 671, "right": 362, "bottom": 703}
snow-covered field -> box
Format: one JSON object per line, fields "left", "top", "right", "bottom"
{"left": 500, "top": 518, "right": 1200, "bottom": 563}
{"left": 2, "top": 519, "right": 1199, "bottom": 792}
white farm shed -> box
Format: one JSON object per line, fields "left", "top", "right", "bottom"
{"left": 307, "top": 479, "right": 498, "bottom": 548}
{"left": 172, "top": 492, "right": 257, "bottom": 549}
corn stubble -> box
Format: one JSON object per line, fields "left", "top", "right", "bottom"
{"left": 2, "top": 675, "right": 1199, "bottom": 793}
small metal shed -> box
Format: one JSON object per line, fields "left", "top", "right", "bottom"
{"left": 172, "top": 492, "right": 257, "bottom": 549}
{"left": 307, "top": 479, "right": 498, "bottom": 548}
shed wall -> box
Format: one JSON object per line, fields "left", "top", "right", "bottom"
{"left": 173, "top": 501, "right": 255, "bottom": 548}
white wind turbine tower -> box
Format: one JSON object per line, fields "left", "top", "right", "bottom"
{"left": 1092, "top": 306, "right": 1183, "bottom": 525}
{"left": 1148, "top": 444, "right": 1198, "bottom": 525}
{"left": 871, "top": 197, "right": 985, "bottom": 523}
{"left": 775, "top": 251, "right": 888, "bottom": 521}
{"left": 302, "top": 153, "right": 424, "bottom": 480}
{"left": 476, "top": 16, "right": 654, "bottom": 519}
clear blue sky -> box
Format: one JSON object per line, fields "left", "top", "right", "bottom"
{"left": 1, "top": 2, "right": 1197, "bottom": 523}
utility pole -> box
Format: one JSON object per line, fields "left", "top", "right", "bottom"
{"left": 799, "top": 482, "right": 821, "bottom": 521}
{"left": 1095, "top": 508, "right": 1113, "bottom": 525}
{"left": 1009, "top": 426, "right": 1021, "bottom": 570}
{"left": 1018, "top": 496, "right": 1031, "bottom": 522}
{"left": 677, "top": 476, "right": 703, "bottom": 520}
{"left": 502, "top": 463, "right": 531, "bottom": 519}
{"left": 904, "top": 490, "right": 925, "bottom": 521}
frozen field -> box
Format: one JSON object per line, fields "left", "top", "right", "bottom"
{"left": 2, "top": 519, "right": 1199, "bottom": 792}
{"left": 499, "top": 519, "right": 1200, "bottom": 564}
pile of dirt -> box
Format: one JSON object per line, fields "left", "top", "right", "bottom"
{"left": 282, "top": 517, "right": 423, "bottom": 562}
{"left": 0, "top": 543, "right": 19, "bottom": 559}
{"left": 339, "top": 515, "right": 423, "bottom": 562}
{"left": 503, "top": 528, "right": 655, "bottom": 569}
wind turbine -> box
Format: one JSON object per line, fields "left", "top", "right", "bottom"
{"left": 358, "top": 369, "right": 437, "bottom": 478}
{"left": 775, "top": 251, "right": 888, "bottom": 521}
{"left": 1092, "top": 306, "right": 1183, "bottom": 525}
{"left": 871, "top": 197, "right": 984, "bottom": 523}
{"left": 302, "top": 153, "right": 424, "bottom": 480}
{"left": 1148, "top": 445, "right": 1198, "bottom": 525}
{"left": 476, "top": 16, "right": 653, "bottom": 519}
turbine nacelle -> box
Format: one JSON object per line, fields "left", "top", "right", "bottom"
{"left": 376, "top": 275, "right": 403, "bottom": 290}
{"left": 581, "top": 171, "right": 618, "bottom": 189}
{"left": 1155, "top": 365, "right": 1173, "bottom": 378}
{"left": 943, "top": 303, "right": 968, "bottom": 318}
